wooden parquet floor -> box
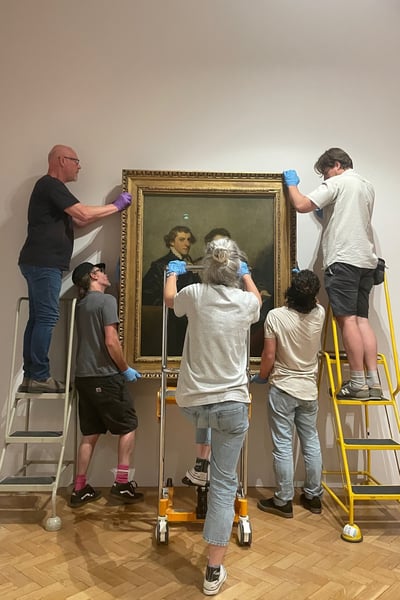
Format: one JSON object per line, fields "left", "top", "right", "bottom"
{"left": 0, "top": 487, "right": 400, "bottom": 599}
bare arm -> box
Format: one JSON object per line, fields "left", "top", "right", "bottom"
{"left": 286, "top": 186, "right": 317, "bottom": 213}
{"left": 164, "top": 274, "right": 177, "bottom": 308}
{"left": 65, "top": 202, "right": 119, "bottom": 227}
{"left": 242, "top": 273, "right": 262, "bottom": 306}
{"left": 259, "top": 336, "right": 276, "bottom": 379}
{"left": 104, "top": 323, "right": 128, "bottom": 372}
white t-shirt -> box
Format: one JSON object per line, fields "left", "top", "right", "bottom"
{"left": 264, "top": 303, "right": 325, "bottom": 401}
{"left": 174, "top": 283, "right": 260, "bottom": 407}
{"left": 307, "top": 169, "right": 377, "bottom": 269}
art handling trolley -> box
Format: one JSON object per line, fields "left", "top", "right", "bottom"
{"left": 155, "top": 266, "right": 252, "bottom": 546}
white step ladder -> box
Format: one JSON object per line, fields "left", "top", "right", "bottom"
{"left": 0, "top": 297, "right": 77, "bottom": 531}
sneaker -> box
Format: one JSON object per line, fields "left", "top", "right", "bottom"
{"left": 17, "top": 377, "right": 31, "bottom": 393}
{"left": 203, "top": 565, "right": 227, "bottom": 596}
{"left": 300, "top": 493, "right": 322, "bottom": 514}
{"left": 110, "top": 480, "right": 144, "bottom": 503}
{"left": 336, "top": 381, "right": 369, "bottom": 399}
{"left": 28, "top": 377, "right": 66, "bottom": 394}
{"left": 257, "top": 497, "right": 293, "bottom": 518}
{"left": 369, "top": 384, "right": 383, "bottom": 400}
{"left": 70, "top": 484, "right": 101, "bottom": 508}
{"left": 182, "top": 467, "right": 209, "bottom": 486}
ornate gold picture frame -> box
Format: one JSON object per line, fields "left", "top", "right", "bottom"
{"left": 119, "top": 170, "right": 296, "bottom": 377}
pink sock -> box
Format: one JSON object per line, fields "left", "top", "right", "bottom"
{"left": 115, "top": 464, "right": 129, "bottom": 484}
{"left": 74, "top": 474, "right": 87, "bottom": 491}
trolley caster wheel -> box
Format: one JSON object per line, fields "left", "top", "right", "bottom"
{"left": 341, "top": 523, "right": 363, "bottom": 543}
{"left": 237, "top": 518, "right": 252, "bottom": 546}
{"left": 45, "top": 516, "right": 62, "bottom": 531}
{"left": 155, "top": 518, "right": 169, "bottom": 545}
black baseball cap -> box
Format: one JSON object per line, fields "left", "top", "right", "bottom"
{"left": 72, "top": 262, "right": 106, "bottom": 285}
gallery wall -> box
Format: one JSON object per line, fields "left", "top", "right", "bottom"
{"left": 0, "top": 0, "right": 399, "bottom": 486}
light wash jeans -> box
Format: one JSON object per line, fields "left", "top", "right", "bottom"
{"left": 19, "top": 264, "right": 62, "bottom": 381}
{"left": 268, "top": 384, "right": 322, "bottom": 504}
{"left": 195, "top": 427, "right": 211, "bottom": 445}
{"left": 182, "top": 401, "right": 248, "bottom": 546}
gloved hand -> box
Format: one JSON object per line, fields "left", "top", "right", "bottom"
{"left": 166, "top": 260, "right": 187, "bottom": 276}
{"left": 121, "top": 367, "right": 141, "bottom": 382}
{"left": 238, "top": 261, "right": 250, "bottom": 277}
{"left": 113, "top": 192, "right": 132, "bottom": 212}
{"left": 283, "top": 170, "right": 300, "bottom": 186}
{"left": 251, "top": 373, "right": 269, "bottom": 384}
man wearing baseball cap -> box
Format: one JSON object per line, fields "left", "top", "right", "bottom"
{"left": 70, "top": 261, "right": 143, "bottom": 507}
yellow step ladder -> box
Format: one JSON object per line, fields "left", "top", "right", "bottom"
{"left": 319, "top": 272, "right": 400, "bottom": 542}
{"left": 0, "top": 297, "right": 77, "bottom": 531}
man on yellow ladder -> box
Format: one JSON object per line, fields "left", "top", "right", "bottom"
{"left": 283, "top": 147, "right": 382, "bottom": 400}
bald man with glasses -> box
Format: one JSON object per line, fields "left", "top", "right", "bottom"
{"left": 18, "top": 144, "right": 132, "bottom": 394}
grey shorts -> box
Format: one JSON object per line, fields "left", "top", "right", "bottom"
{"left": 75, "top": 373, "right": 138, "bottom": 436}
{"left": 324, "top": 262, "right": 374, "bottom": 318}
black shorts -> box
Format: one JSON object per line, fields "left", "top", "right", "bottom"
{"left": 324, "top": 262, "right": 374, "bottom": 318}
{"left": 75, "top": 373, "right": 138, "bottom": 436}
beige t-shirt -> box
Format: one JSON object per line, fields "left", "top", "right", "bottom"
{"left": 264, "top": 303, "right": 325, "bottom": 401}
{"left": 307, "top": 169, "right": 377, "bottom": 270}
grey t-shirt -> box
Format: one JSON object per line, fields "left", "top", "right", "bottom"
{"left": 264, "top": 303, "right": 325, "bottom": 401}
{"left": 174, "top": 283, "right": 260, "bottom": 407}
{"left": 307, "top": 169, "right": 377, "bottom": 269}
{"left": 75, "top": 291, "right": 119, "bottom": 377}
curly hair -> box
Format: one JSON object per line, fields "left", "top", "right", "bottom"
{"left": 285, "top": 269, "right": 320, "bottom": 314}
{"left": 201, "top": 238, "right": 244, "bottom": 287}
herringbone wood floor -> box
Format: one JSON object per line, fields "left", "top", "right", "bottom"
{"left": 0, "top": 487, "right": 400, "bottom": 599}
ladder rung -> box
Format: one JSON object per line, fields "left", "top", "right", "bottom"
{"left": 344, "top": 438, "right": 400, "bottom": 450}
{"left": 352, "top": 485, "right": 400, "bottom": 497}
{"left": 6, "top": 431, "right": 63, "bottom": 443}
{"left": 0, "top": 476, "right": 56, "bottom": 492}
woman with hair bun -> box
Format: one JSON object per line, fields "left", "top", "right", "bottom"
{"left": 164, "top": 237, "right": 261, "bottom": 596}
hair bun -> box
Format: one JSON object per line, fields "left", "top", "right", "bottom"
{"left": 212, "top": 248, "right": 229, "bottom": 264}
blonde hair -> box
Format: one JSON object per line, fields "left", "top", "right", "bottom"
{"left": 201, "top": 238, "right": 244, "bottom": 287}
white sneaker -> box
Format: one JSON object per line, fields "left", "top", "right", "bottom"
{"left": 203, "top": 565, "right": 227, "bottom": 596}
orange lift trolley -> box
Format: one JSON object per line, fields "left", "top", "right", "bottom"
{"left": 155, "top": 265, "right": 252, "bottom": 546}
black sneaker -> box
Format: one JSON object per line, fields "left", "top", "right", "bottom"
{"left": 110, "top": 480, "right": 144, "bottom": 503}
{"left": 70, "top": 484, "right": 102, "bottom": 508}
{"left": 300, "top": 493, "right": 322, "bottom": 514}
{"left": 257, "top": 497, "right": 293, "bottom": 518}
{"left": 182, "top": 467, "right": 209, "bottom": 486}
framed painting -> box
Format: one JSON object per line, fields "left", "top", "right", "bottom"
{"left": 119, "top": 170, "right": 296, "bottom": 377}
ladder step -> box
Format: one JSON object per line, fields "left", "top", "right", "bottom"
{"left": 344, "top": 438, "right": 400, "bottom": 449}
{"left": 15, "top": 391, "right": 67, "bottom": 399}
{"left": 6, "top": 431, "right": 63, "bottom": 443}
{"left": 352, "top": 484, "right": 400, "bottom": 498}
{"left": 0, "top": 476, "right": 55, "bottom": 492}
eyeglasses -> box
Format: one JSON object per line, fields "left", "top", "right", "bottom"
{"left": 63, "top": 156, "right": 80, "bottom": 165}
{"left": 91, "top": 267, "right": 105, "bottom": 275}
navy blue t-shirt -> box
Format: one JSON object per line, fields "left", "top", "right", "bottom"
{"left": 19, "top": 175, "right": 79, "bottom": 270}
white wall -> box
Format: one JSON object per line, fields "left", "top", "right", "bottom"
{"left": 1, "top": 0, "right": 399, "bottom": 487}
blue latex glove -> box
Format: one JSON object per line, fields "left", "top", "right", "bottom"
{"left": 122, "top": 367, "right": 141, "bottom": 382}
{"left": 166, "top": 260, "right": 187, "bottom": 276}
{"left": 113, "top": 192, "right": 132, "bottom": 211}
{"left": 238, "top": 261, "right": 250, "bottom": 277}
{"left": 283, "top": 170, "right": 300, "bottom": 186}
{"left": 315, "top": 208, "right": 324, "bottom": 219}
{"left": 251, "top": 373, "right": 269, "bottom": 384}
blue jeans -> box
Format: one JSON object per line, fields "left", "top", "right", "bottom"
{"left": 195, "top": 427, "right": 211, "bottom": 445}
{"left": 182, "top": 401, "right": 249, "bottom": 546}
{"left": 19, "top": 264, "right": 62, "bottom": 381}
{"left": 268, "top": 384, "right": 322, "bottom": 503}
